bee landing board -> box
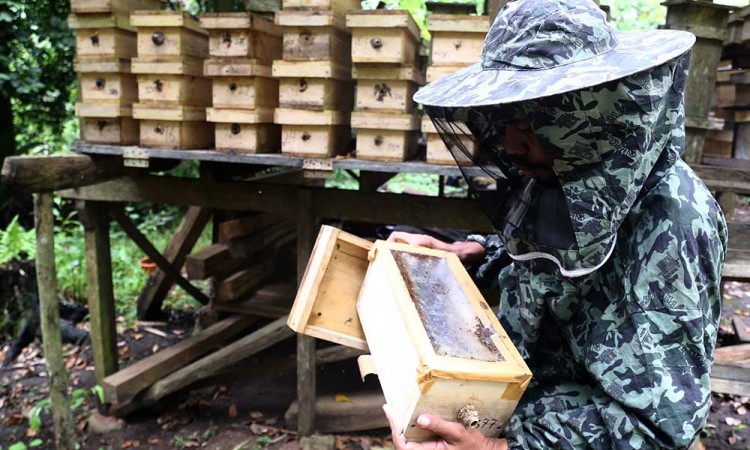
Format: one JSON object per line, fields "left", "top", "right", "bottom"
{"left": 287, "top": 227, "right": 532, "bottom": 442}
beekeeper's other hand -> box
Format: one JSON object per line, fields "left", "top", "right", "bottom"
{"left": 386, "top": 232, "right": 485, "bottom": 265}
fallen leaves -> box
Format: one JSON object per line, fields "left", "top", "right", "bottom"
{"left": 727, "top": 417, "right": 743, "bottom": 427}
{"left": 121, "top": 439, "right": 140, "bottom": 448}
{"left": 228, "top": 404, "right": 238, "bottom": 419}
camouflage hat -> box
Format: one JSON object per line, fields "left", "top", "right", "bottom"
{"left": 414, "top": 0, "right": 695, "bottom": 107}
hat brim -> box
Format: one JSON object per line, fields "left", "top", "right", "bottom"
{"left": 414, "top": 30, "right": 696, "bottom": 108}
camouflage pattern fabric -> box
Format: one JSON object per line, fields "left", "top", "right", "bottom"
{"left": 414, "top": 0, "right": 694, "bottom": 108}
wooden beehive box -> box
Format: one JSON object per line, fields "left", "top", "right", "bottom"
{"left": 426, "top": 65, "right": 462, "bottom": 83}
{"left": 288, "top": 226, "right": 532, "bottom": 442}
{"left": 133, "top": 104, "right": 213, "bottom": 149}
{"left": 282, "top": 0, "right": 361, "bottom": 18}
{"left": 79, "top": 72, "right": 138, "bottom": 105}
{"left": 422, "top": 118, "right": 477, "bottom": 165}
{"left": 200, "top": 13, "right": 282, "bottom": 62}
{"left": 136, "top": 74, "right": 212, "bottom": 105}
{"left": 71, "top": 0, "right": 162, "bottom": 14}
{"left": 274, "top": 108, "right": 351, "bottom": 157}
{"left": 276, "top": 10, "right": 351, "bottom": 64}
{"left": 346, "top": 10, "right": 420, "bottom": 65}
{"left": 131, "top": 10, "right": 209, "bottom": 60}
{"left": 427, "top": 15, "right": 487, "bottom": 67}
{"left": 273, "top": 60, "right": 353, "bottom": 110}
{"left": 76, "top": 103, "right": 139, "bottom": 145}
{"left": 69, "top": 13, "right": 137, "bottom": 60}
{"left": 351, "top": 111, "right": 420, "bottom": 161}
{"left": 353, "top": 66, "right": 424, "bottom": 113}
{"left": 207, "top": 108, "right": 280, "bottom": 153}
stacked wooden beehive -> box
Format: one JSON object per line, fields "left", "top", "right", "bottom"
{"left": 422, "top": 14, "right": 488, "bottom": 165}
{"left": 201, "top": 13, "right": 283, "bottom": 153}
{"left": 70, "top": 0, "right": 163, "bottom": 145}
{"left": 130, "top": 10, "right": 212, "bottom": 149}
{"left": 347, "top": 10, "right": 423, "bottom": 162}
{"left": 272, "top": 0, "right": 359, "bottom": 158}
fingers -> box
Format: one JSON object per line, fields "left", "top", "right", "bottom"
{"left": 387, "top": 231, "right": 411, "bottom": 243}
{"left": 415, "top": 414, "right": 467, "bottom": 443}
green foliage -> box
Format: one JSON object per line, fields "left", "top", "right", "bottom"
{"left": 0, "top": 215, "right": 36, "bottom": 266}
{"left": 607, "top": 0, "right": 666, "bottom": 31}
{"left": 325, "top": 169, "right": 359, "bottom": 190}
{"left": 9, "top": 443, "right": 27, "bottom": 450}
{"left": 28, "top": 440, "right": 43, "bottom": 449}
{"left": 28, "top": 398, "right": 50, "bottom": 432}
{"left": 361, "top": 0, "right": 484, "bottom": 38}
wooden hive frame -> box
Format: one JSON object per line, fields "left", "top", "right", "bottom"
{"left": 357, "top": 240, "right": 531, "bottom": 442}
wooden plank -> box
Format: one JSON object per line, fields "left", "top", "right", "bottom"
{"left": 352, "top": 65, "right": 424, "bottom": 84}
{"left": 218, "top": 214, "right": 284, "bottom": 241}
{"left": 74, "top": 57, "right": 131, "bottom": 73}
{"left": 430, "top": 32, "right": 485, "bottom": 67}
{"left": 710, "top": 376, "right": 750, "bottom": 396}
{"left": 131, "top": 56, "right": 205, "bottom": 76}
{"left": 77, "top": 201, "right": 119, "bottom": 384}
{"left": 70, "top": 0, "right": 162, "bottom": 13}
{"left": 75, "top": 28, "right": 136, "bottom": 59}
{"left": 734, "top": 316, "right": 750, "bottom": 343}
{"left": 272, "top": 60, "right": 352, "bottom": 81}
{"left": 128, "top": 206, "right": 212, "bottom": 319}
{"left": 215, "top": 261, "right": 274, "bottom": 302}
{"left": 282, "top": 25, "right": 351, "bottom": 63}
{"left": 101, "top": 315, "right": 255, "bottom": 405}
{"left": 67, "top": 12, "right": 135, "bottom": 31}
{"left": 356, "top": 129, "right": 418, "bottom": 162}
{"left": 213, "top": 282, "right": 296, "bottom": 317}
{"left": 427, "top": 14, "right": 489, "bottom": 33}
{"left": 226, "top": 222, "right": 295, "bottom": 258}
{"left": 130, "top": 10, "right": 208, "bottom": 35}
{"left": 204, "top": 58, "right": 273, "bottom": 77}
{"left": 351, "top": 28, "right": 417, "bottom": 65}
{"left": 351, "top": 111, "right": 420, "bottom": 130}
{"left": 274, "top": 108, "right": 349, "bottom": 125}
{"left": 75, "top": 103, "right": 132, "bottom": 118}
{"left": 34, "top": 193, "right": 76, "bottom": 450}
{"left": 284, "top": 391, "right": 388, "bottom": 433}
{"left": 207, "top": 107, "right": 275, "bottom": 124}
{"left": 276, "top": 10, "right": 346, "bottom": 29}
{"left": 58, "top": 176, "right": 494, "bottom": 232}
{"left": 132, "top": 104, "right": 206, "bottom": 121}
{"left": 185, "top": 243, "right": 247, "bottom": 280}
{"left": 728, "top": 221, "right": 750, "bottom": 249}
{"left": 346, "top": 10, "right": 421, "bottom": 42}
{"left": 1, "top": 154, "right": 130, "bottom": 194}
{"left": 715, "top": 344, "right": 750, "bottom": 364}
{"left": 280, "top": 124, "right": 351, "bottom": 158}
{"left": 200, "top": 12, "right": 282, "bottom": 36}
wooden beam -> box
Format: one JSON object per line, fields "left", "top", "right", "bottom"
{"left": 297, "top": 189, "right": 318, "bottom": 437}
{"left": 58, "top": 175, "right": 494, "bottom": 232}
{"left": 227, "top": 222, "right": 295, "bottom": 259}
{"left": 214, "top": 262, "right": 272, "bottom": 302}
{"left": 101, "top": 315, "right": 256, "bottom": 406}
{"left": 77, "top": 201, "right": 119, "bottom": 384}
{"left": 111, "top": 205, "right": 212, "bottom": 318}
{"left": 34, "top": 193, "right": 75, "bottom": 450}
{"left": 218, "top": 214, "right": 285, "bottom": 242}
{"left": 185, "top": 243, "right": 244, "bottom": 280}
{"left": 212, "top": 282, "right": 296, "bottom": 317}
{"left": 284, "top": 391, "right": 388, "bottom": 434}
{"left": 2, "top": 155, "right": 129, "bottom": 194}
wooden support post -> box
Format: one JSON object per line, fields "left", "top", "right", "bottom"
{"left": 297, "top": 189, "right": 318, "bottom": 436}
{"left": 130, "top": 206, "right": 213, "bottom": 319}
{"left": 34, "top": 193, "right": 75, "bottom": 450}
{"left": 78, "top": 201, "right": 119, "bottom": 384}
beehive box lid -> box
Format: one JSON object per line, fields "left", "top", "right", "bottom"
{"left": 427, "top": 14, "right": 489, "bottom": 33}
{"left": 346, "top": 10, "right": 420, "bottom": 42}
{"left": 364, "top": 240, "right": 531, "bottom": 384}
{"left": 131, "top": 10, "right": 208, "bottom": 35}
{"left": 288, "top": 226, "right": 372, "bottom": 351}
{"left": 272, "top": 60, "right": 352, "bottom": 81}
{"left": 200, "top": 12, "right": 282, "bottom": 36}
{"left": 67, "top": 13, "right": 135, "bottom": 31}
{"left": 275, "top": 9, "right": 347, "bottom": 30}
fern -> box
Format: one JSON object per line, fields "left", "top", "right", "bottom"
{"left": 0, "top": 216, "right": 37, "bottom": 266}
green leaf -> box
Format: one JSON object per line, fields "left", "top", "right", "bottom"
{"left": 9, "top": 443, "right": 28, "bottom": 450}
{"left": 29, "top": 440, "right": 43, "bottom": 448}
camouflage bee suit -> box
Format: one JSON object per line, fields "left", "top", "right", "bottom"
{"left": 462, "top": 43, "right": 727, "bottom": 450}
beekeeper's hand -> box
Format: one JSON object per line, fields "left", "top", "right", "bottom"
{"left": 384, "top": 405, "right": 508, "bottom": 450}
{"left": 386, "top": 232, "right": 485, "bottom": 265}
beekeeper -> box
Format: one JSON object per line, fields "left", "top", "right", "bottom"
{"left": 385, "top": 0, "right": 727, "bottom": 448}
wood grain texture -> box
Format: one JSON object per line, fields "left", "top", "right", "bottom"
{"left": 79, "top": 117, "right": 140, "bottom": 145}
{"left": 211, "top": 76, "right": 278, "bottom": 109}
{"left": 75, "top": 28, "right": 136, "bottom": 59}
{"left": 279, "top": 78, "right": 353, "bottom": 111}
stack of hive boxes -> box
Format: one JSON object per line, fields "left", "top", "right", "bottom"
{"left": 422, "top": 14, "right": 488, "bottom": 165}
{"left": 70, "top": 0, "right": 163, "bottom": 145}
{"left": 347, "top": 10, "right": 423, "bottom": 162}
{"left": 131, "top": 10, "right": 212, "bottom": 149}
{"left": 272, "top": 0, "right": 359, "bottom": 157}
{"left": 201, "top": 13, "right": 283, "bottom": 153}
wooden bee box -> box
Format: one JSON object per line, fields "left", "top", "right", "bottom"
{"left": 74, "top": 57, "right": 131, "bottom": 74}
{"left": 79, "top": 73, "right": 138, "bottom": 105}
{"left": 275, "top": 109, "right": 350, "bottom": 157}
{"left": 205, "top": 57, "right": 273, "bottom": 77}
{"left": 132, "top": 56, "right": 205, "bottom": 76}
{"left": 422, "top": 118, "right": 477, "bottom": 165}
{"left": 273, "top": 60, "right": 353, "bottom": 110}
{"left": 80, "top": 117, "right": 139, "bottom": 145}
{"left": 131, "top": 11, "right": 209, "bottom": 60}
{"left": 346, "top": 10, "right": 420, "bottom": 65}
{"left": 133, "top": 104, "right": 213, "bottom": 149}
{"left": 212, "top": 75, "right": 278, "bottom": 109}
{"left": 136, "top": 74, "right": 212, "bottom": 106}
{"left": 352, "top": 111, "right": 420, "bottom": 161}
{"left": 288, "top": 227, "right": 532, "bottom": 442}
{"left": 282, "top": 0, "right": 361, "bottom": 18}
{"left": 70, "top": 0, "right": 162, "bottom": 14}
{"left": 427, "top": 15, "right": 488, "bottom": 67}
{"left": 426, "top": 65, "right": 462, "bottom": 83}
{"left": 206, "top": 108, "right": 279, "bottom": 153}
{"left": 74, "top": 27, "right": 137, "bottom": 59}
{"left": 704, "top": 128, "right": 734, "bottom": 159}
{"left": 288, "top": 225, "right": 372, "bottom": 351}
{"left": 353, "top": 66, "right": 423, "bottom": 113}
{"left": 201, "top": 13, "right": 282, "bottom": 61}
{"left": 277, "top": 10, "right": 351, "bottom": 63}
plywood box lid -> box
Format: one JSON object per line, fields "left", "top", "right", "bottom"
{"left": 276, "top": 10, "right": 348, "bottom": 31}
{"left": 207, "top": 107, "right": 275, "bottom": 124}
{"left": 364, "top": 241, "right": 532, "bottom": 385}
{"left": 272, "top": 60, "right": 352, "bottom": 81}
{"left": 131, "top": 56, "right": 205, "bottom": 76}
{"left": 427, "top": 14, "right": 489, "bottom": 33}
{"left": 346, "top": 10, "right": 420, "bottom": 42}
{"left": 200, "top": 12, "right": 282, "bottom": 36}
{"left": 68, "top": 13, "right": 135, "bottom": 31}
{"left": 351, "top": 111, "right": 420, "bottom": 131}
{"left": 133, "top": 103, "right": 207, "bottom": 121}
{"left": 204, "top": 58, "right": 272, "bottom": 77}
{"left": 74, "top": 57, "right": 132, "bottom": 73}
{"left": 76, "top": 103, "right": 132, "bottom": 118}
{"left": 352, "top": 66, "right": 424, "bottom": 84}
{"left": 130, "top": 10, "right": 208, "bottom": 35}
{"left": 274, "top": 108, "right": 349, "bottom": 125}
{"left": 288, "top": 225, "right": 372, "bottom": 351}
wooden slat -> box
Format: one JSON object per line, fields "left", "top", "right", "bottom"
{"left": 218, "top": 214, "right": 284, "bottom": 242}
{"left": 185, "top": 243, "right": 246, "bottom": 280}
{"left": 212, "top": 282, "right": 296, "bottom": 318}
{"left": 227, "top": 222, "right": 295, "bottom": 259}
{"left": 284, "top": 391, "right": 387, "bottom": 433}
{"left": 101, "top": 315, "right": 255, "bottom": 405}
{"left": 1, "top": 155, "right": 132, "bottom": 194}
{"left": 215, "top": 262, "right": 273, "bottom": 302}
{"left": 728, "top": 222, "right": 750, "bottom": 249}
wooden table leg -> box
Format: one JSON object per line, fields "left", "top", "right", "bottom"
{"left": 78, "top": 200, "right": 118, "bottom": 384}
{"left": 35, "top": 193, "right": 75, "bottom": 450}
{"left": 297, "top": 189, "right": 318, "bottom": 436}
